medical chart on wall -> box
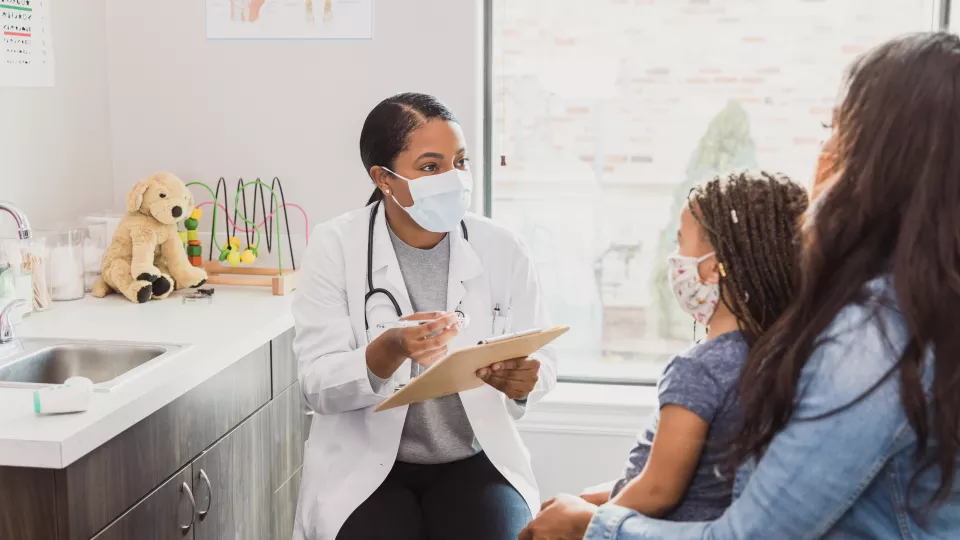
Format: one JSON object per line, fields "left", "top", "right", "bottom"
{"left": 0, "top": 0, "right": 54, "bottom": 87}
{"left": 206, "top": 0, "right": 373, "bottom": 40}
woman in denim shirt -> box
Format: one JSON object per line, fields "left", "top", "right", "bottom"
{"left": 522, "top": 32, "right": 960, "bottom": 540}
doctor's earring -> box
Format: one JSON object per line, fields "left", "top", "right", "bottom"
{"left": 385, "top": 189, "right": 391, "bottom": 194}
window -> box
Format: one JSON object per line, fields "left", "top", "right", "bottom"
{"left": 487, "top": 0, "right": 943, "bottom": 383}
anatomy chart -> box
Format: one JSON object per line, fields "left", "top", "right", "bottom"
{"left": 206, "top": 0, "right": 373, "bottom": 40}
{"left": 0, "top": 0, "right": 54, "bottom": 87}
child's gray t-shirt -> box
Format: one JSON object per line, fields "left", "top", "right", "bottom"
{"left": 611, "top": 331, "right": 748, "bottom": 522}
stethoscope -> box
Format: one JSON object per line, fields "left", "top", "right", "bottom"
{"left": 364, "top": 199, "right": 469, "bottom": 333}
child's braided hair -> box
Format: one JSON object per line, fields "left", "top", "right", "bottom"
{"left": 688, "top": 172, "right": 809, "bottom": 343}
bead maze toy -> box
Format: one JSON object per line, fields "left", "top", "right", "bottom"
{"left": 182, "top": 208, "right": 204, "bottom": 267}
{"left": 182, "top": 177, "right": 308, "bottom": 296}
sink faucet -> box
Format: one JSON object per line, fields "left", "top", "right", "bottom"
{"left": 0, "top": 202, "right": 32, "bottom": 240}
{"left": 0, "top": 299, "right": 26, "bottom": 345}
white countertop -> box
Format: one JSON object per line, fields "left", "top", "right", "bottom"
{"left": 0, "top": 287, "right": 294, "bottom": 469}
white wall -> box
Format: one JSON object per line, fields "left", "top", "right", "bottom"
{"left": 105, "top": 0, "right": 484, "bottom": 224}
{"left": 522, "top": 430, "right": 637, "bottom": 499}
{"left": 517, "top": 385, "right": 654, "bottom": 499}
{"left": 103, "top": 0, "right": 639, "bottom": 500}
{"left": 0, "top": 0, "right": 114, "bottom": 234}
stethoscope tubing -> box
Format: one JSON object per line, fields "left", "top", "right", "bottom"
{"left": 364, "top": 199, "right": 468, "bottom": 331}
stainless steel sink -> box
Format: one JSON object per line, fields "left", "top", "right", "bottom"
{"left": 0, "top": 339, "right": 183, "bottom": 391}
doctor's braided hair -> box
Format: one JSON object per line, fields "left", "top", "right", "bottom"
{"left": 688, "top": 172, "right": 808, "bottom": 343}
{"left": 360, "top": 93, "right": 458, "bottom": 205}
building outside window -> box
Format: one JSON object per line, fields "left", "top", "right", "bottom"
{"left": 487, "top": 0, "right": 943, "bottom": 383}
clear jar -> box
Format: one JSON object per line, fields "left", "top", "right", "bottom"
{"left": 83, "top": 221, "right": 108, "bottom": 293}
{"left": 0, "top": 239, "right": 33, "bottom": 316}
{"left": 21, "top": 236, "right": 52, "bottom": 311}
{"left": 49, "top": 227, "right": 87, "bottom": 301}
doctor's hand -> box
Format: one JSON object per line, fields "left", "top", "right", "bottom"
{"left": 519, "top": 493, "right": 597, "bottom": 540}
{"left": 367, "top": 312, "right": 461, "bottom": 379}
{"left": 476, "top": 357, "right": 540, "bottom": 400}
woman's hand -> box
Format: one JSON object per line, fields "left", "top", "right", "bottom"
{"left": 476, "top": 357, "right": 540, "bottom": 400}
{"left": 366, "top": 312, "right": 460, "bottom": 379}
{"left": 519, "top": 494, "right": 597, "bottom": 540}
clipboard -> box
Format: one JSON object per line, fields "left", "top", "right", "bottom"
{"left": 374, "top": 326, "right": 569, "bottom": 412}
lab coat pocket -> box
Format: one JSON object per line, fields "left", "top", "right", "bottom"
{"left": 364, "top": 299, "right": 413, "bottom": 388}
{"left": 492, "top": 314, "right": 508, "bottom": 336}
{"left": 491, "top": 304, "right": 514, "bottom": 336}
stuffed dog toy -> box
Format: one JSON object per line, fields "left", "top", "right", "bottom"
{"left": 92, "top": 172, "right": 207, "bottom": 303}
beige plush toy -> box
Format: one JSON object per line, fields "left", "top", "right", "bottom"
{"left": 92, "top": 172, "right": 207, "bottom": 303}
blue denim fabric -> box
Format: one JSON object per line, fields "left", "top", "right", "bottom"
{"left": 586, "top": 279, "right": 960, "bottom": 539}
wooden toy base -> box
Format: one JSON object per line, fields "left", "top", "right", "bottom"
{"left": 202, "top": 262, "right": 300, "bottom": 296}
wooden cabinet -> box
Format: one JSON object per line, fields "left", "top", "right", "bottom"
{"left": 94, "top": 394, "right": 279, "bottom": 540}
{"left": 92, "top": 466, "right": 195, "bottom": 540}
{"left": 272, "top": 468, "right": 301, "bottom": 540}
{"left": 270, "top": 381, "right": 307, "bottom": 491}
{"left": 0, "top": 331, "right": 309, "bottom": 540}
{"left": 269, "top": 380, "right": 310, "bottom": 540}
{"left": 56, "top": 344, "right": 271, "bottom": 540}
{"left": 191, "top": 401, "right": 272, "bottom": 540}
{"left": 271, "top": 328, "right": 297, "bottom": 397}
{"left": 0, "top": 467, "right": 57, "bottom": 540}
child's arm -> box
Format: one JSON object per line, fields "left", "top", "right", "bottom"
{"left": 580, "top": 480, "right": 617, "bottom": 505}
{"left": 609, "top": 404, "right": 709, "bottom": 517}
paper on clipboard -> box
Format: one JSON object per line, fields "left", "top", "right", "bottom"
{"left": 374, "top": 326, "right": 569, "bottom": 412}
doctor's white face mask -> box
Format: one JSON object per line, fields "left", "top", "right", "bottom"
{"left": 382, "top": 167, "right": 472, "bottom": 233}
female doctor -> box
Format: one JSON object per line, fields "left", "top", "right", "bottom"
{"left": 292, "top": 93, "right": 558, "bottom": 540}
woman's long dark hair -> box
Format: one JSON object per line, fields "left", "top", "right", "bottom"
{"left": 359, "top": 93, "right": 458, "bottom": 205}
{"left": 735, "top": 32, "right": 960, "bottom": 510}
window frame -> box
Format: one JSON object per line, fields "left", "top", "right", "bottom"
{"left": 481, "top": 0, "right": 954, "bottom": 385}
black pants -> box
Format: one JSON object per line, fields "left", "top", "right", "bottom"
{"left": 336, "top": 452, "right": 531, "bottom": 540}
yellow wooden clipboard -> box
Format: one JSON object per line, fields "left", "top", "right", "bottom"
{"left": 374, "top": 326, "right": 569, "bottom": 412}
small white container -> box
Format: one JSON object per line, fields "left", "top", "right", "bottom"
{"left": 33, "top": 376, "right": 94, "bottom": 415}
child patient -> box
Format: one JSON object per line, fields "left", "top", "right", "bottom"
{"left": 581, "top": 172, "right": 808, "bottom": 521}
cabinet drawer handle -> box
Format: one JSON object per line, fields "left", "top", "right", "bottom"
{"left": 180, "top": 482, "right": 196, "bottom": 533}
{"left": 304, "top": 409, "right": 315, "bottom": 416}
{"left": 198, "top": 468, "right": 214, "bottom": 518}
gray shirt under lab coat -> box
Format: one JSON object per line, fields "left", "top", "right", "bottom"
{"left": 366, "top": 227, "right": 480, "bottom": 464}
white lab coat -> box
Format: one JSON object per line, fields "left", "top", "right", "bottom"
{"left": 291, "top": 202, "right": 558, "bottom": 540}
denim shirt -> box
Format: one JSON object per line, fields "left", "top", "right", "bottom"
{"left": 586, "top": 278, "right": 960, "bottom": 539}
